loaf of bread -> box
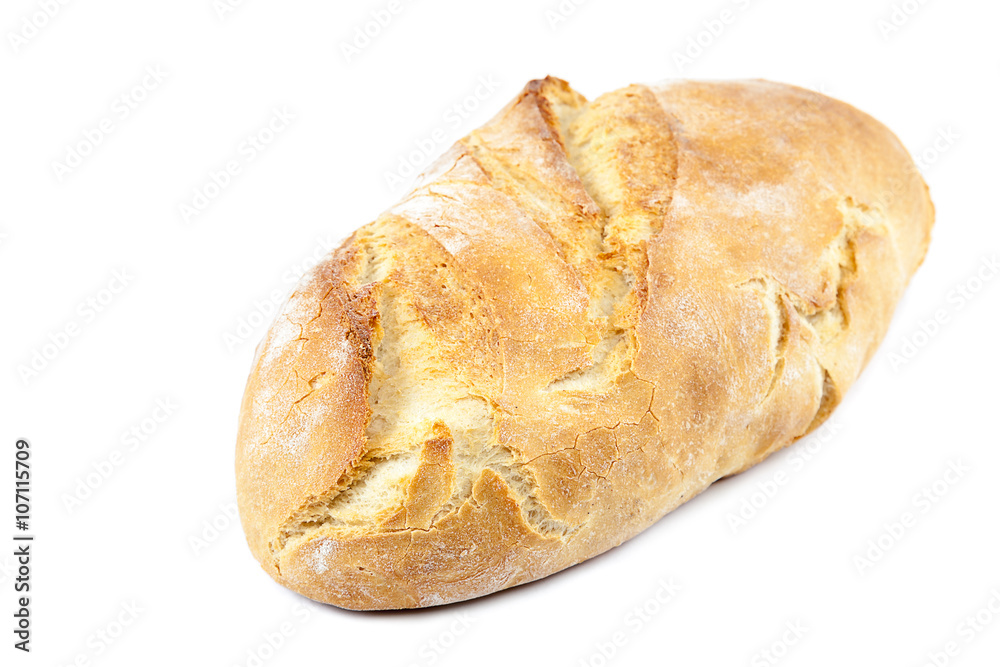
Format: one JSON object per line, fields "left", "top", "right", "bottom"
{"left": 235, "top": 77, "right": 933, "bottom": 610}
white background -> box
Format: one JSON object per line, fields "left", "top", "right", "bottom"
{"left": 2, "top": 0, "right": 998, "bottom": 665}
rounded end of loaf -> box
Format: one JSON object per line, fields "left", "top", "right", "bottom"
{"left": 234, "top": 228, "right": 569, "bottom": 610}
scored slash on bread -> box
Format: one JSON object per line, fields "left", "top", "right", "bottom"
{"left": 235, "top": 77, "right": 934, "bottom": 610}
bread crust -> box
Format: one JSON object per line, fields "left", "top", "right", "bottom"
{"left": 235, "top": 77, "right": 934, "bottom": 610}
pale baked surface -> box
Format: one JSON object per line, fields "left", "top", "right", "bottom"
{"left": 235, "top": 78, "right": 934, "bottom": 610}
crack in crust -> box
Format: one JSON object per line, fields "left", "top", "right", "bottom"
{"left": 271, "top": 229, "right": 575, "bottom": 559}
{"left": 271, "top": 82, "right": 683, "bottom": 556}
{"left": 733, "top": 194, "right": 895, "bottom": 439}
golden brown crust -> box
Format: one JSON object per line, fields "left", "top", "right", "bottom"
{"left": 235, "top": 77, "right": 934, "bottom": 609}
